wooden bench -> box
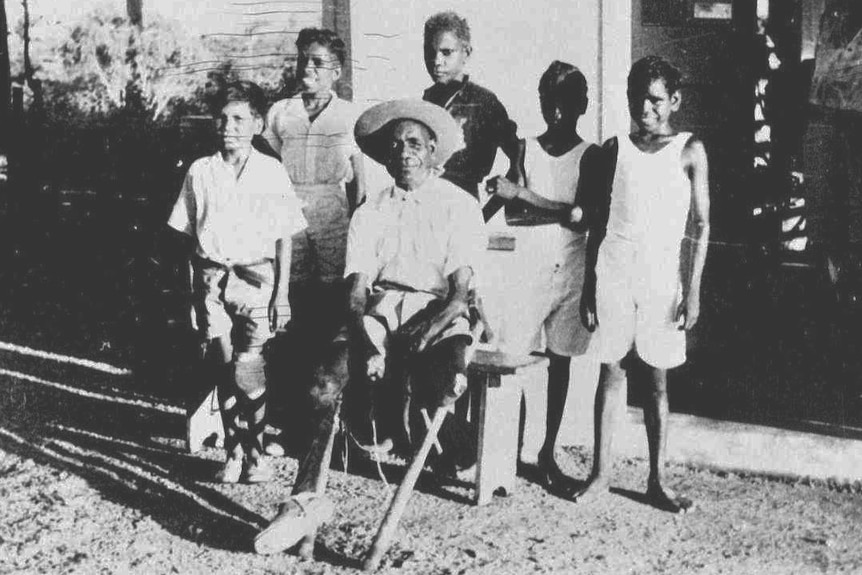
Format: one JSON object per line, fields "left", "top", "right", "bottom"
{"left": 468, "top": 348, "right": 548, "bottom": 505}
{"left": 363, "top": 348, "right": 548, "bottom": 570}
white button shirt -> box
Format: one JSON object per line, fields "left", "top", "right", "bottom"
{"left": 263, "top": 93, "right": 359, "bottom": 186}
{"left": 168, "top": 150, "right": 307, "bottom": 264}
{"left": 345, "top": 177, "right": 486, "bottom": 298}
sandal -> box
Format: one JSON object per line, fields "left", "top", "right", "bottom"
{"left": 244, "top": 457, "right": 274, "bottom": 484}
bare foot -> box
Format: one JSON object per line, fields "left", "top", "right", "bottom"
{"left": 536, "top": 452, "right": 575, "bottom": 495}
{"left": 572, "top": 476, "right": 611, "bottom": 503}
{"left": 366, "top": 353, "right": 386, "bottom": 382}
{"left": 646, "top": 481, "right": 693, "bottom": 513}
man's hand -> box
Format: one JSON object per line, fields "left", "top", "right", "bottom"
{"left": 485, "top": 175, "right": 519, "bottom": 200}
{"left": 400, "top": 299, "right": 468, "bottom": 355}
{"left": 400, "top": 316, "right": 436, "bottom": 354}
{"left": 675, "top": 292, "right": 700, "bottom": 331}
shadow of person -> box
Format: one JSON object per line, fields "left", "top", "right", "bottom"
{"left": 0, "top": 346, "right": 266, "bottom": 553}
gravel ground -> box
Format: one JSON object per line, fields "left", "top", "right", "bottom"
{"left": 1, "top": 347, "right": 862, "bottom": 575}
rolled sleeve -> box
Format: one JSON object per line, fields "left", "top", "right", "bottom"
{"left": 281, "top": 190, "right": 308, "bottom": 239}
{"left": 491, "top": 97, "right": 519, "bottom": 161}
{"left": 344, "top": 207, "right": 379, "bottom": 280}
{"left": 168, "top": 170, "right": 196, "bottom": 237}
{"left": 263, "top": 104, "right": 283, "bottom": 157}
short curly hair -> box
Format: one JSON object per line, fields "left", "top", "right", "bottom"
{"left": 296, "top": 27, "right": 346, "bottom": 66}
{"left": 212, "top": 80, "right": 268, "bottom": 118}
{"left": 424, "top": 11, "right": 472, "bottom": 52}
{"left": 627, "top": 56, "right": 682, "bottom": 98}
{"left": 538, "top": 60, "right": 588, "bottom": 121}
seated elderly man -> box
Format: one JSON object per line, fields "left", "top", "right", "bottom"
{"left": 255, "top": 99, "right": 486, "bottom": 555}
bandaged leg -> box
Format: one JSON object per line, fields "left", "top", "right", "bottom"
{"left": 207, "top": 338, "right": 243, "bottom": 464}
{"left": 234, "top": 351, "right": 268, "bottom": 462}
{"left": 215, "top": 358, "right": 245, "bottom": 483}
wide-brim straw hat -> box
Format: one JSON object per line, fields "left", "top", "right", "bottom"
{"left": 354, "top": 99, "right": 462, "bottom": 168}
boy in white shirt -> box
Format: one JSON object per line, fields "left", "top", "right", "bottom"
{"left": 169, "top": 81, "right": 307, "bottom": 483}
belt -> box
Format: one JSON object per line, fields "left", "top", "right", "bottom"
{"left": 195, "top": 256, "right": 273, "bottom": 288}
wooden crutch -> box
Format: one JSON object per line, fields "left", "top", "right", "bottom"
{"left": 362, "top": 404, "right": 448, "bottom": 571}
{"left": 297, "top": 399, "right": 342, "bottom": 559}
{"left": 363, "top": 306, "right": 485, "bottom": 571}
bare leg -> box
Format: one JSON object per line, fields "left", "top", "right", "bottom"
{"left": 642, "top": 362, "right": 692, "bottom": 513}
{"left": 537, "top": 352, "right": 573, "bottom": 490}
{"left": 412, "top": 337, "right": 474, "bottom": 474}
{"left": 209, "top": 337, "right": 245, "bottom": 482}
{"left": 574, "top": 360, "right": 626, "bottom": 502}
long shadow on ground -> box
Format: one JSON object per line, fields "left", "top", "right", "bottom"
{"left": 0, "top": 347, "right": 264, "bottom": 553}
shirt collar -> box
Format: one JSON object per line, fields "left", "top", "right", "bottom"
{"left": 285, "top": 90, "right": 338, "bottom": 119}
{"left": 213, "top": 148, "right": 260, "bottom": 177}
{"left": 390, "top": 176, "right": 440, "bottom": 204}
{"left": 425, "top": 75, "right": 469, "bottom": 107}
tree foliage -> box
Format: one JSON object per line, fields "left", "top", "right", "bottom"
{"left": 36, "top": 6, "right": 214, "bottom": 124}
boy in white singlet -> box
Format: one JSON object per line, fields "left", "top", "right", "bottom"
{"left": 485, "top": 61, "right": 601, "bottom": 494}
{"left": 575, "top": 56, "right": 710, "bottom": 512}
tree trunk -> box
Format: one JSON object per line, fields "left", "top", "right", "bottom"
{"left": 0, "top": 0, "right": 11, "bottom": 148}
{"left": 127, "top": 0, "right": 143, "bottom": 28}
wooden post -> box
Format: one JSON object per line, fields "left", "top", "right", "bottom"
{"left": 474, "top": 372, "right": 520, "bottom": 505}
{"left": 322, "top": 0, "right": 353, "bottom": 101}
{"left": 363, "top": 406, "right": 448, "bottom": 572}
{"left": 0, "top": 0, "right": 10, "bottom": 149}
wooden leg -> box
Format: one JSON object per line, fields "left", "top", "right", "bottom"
{"left": 475, "top": 373, "right": 520, "bottom": 505}
{"left": 298, "top": 400, "right": 342, "bottom": 559}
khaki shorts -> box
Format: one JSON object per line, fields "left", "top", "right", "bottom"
{"left": 193, "top": 260, "right": 276, "bottom": 353}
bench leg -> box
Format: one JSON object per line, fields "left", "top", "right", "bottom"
{"left": 475, "top": 374, "right": 519, "bottom": 505}
{"left": 187, "top": 386, "right": 224, "bottom": 453}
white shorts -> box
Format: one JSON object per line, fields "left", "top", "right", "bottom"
{"left": 592, "top": 245, "right": 685, "bottom": 369}
{"left": 489, "top": 239, "right": 591, "bottom": 358}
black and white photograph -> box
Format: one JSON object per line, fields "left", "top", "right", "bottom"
{"left": 0, "top": 1, "right": 861, "bottom": 573}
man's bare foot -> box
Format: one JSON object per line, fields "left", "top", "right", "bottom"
{"left": 366, "top": 353, "right": 386, "bottom": 382}
{"left": 646, "top": 480, "right": 693, "bottom": 513}
{"left": 572, "top": 476, "right": 611, "bottom": 503}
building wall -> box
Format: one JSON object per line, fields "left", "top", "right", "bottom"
{"left": 350, "top": 1, "right": 633, "bottom": 450}
{"left": 349, "top": 0, "right": 632, "bottom": 200}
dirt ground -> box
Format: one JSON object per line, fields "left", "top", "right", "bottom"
{"left": 1, "top": 343, "right": 862, "bottom": 575}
